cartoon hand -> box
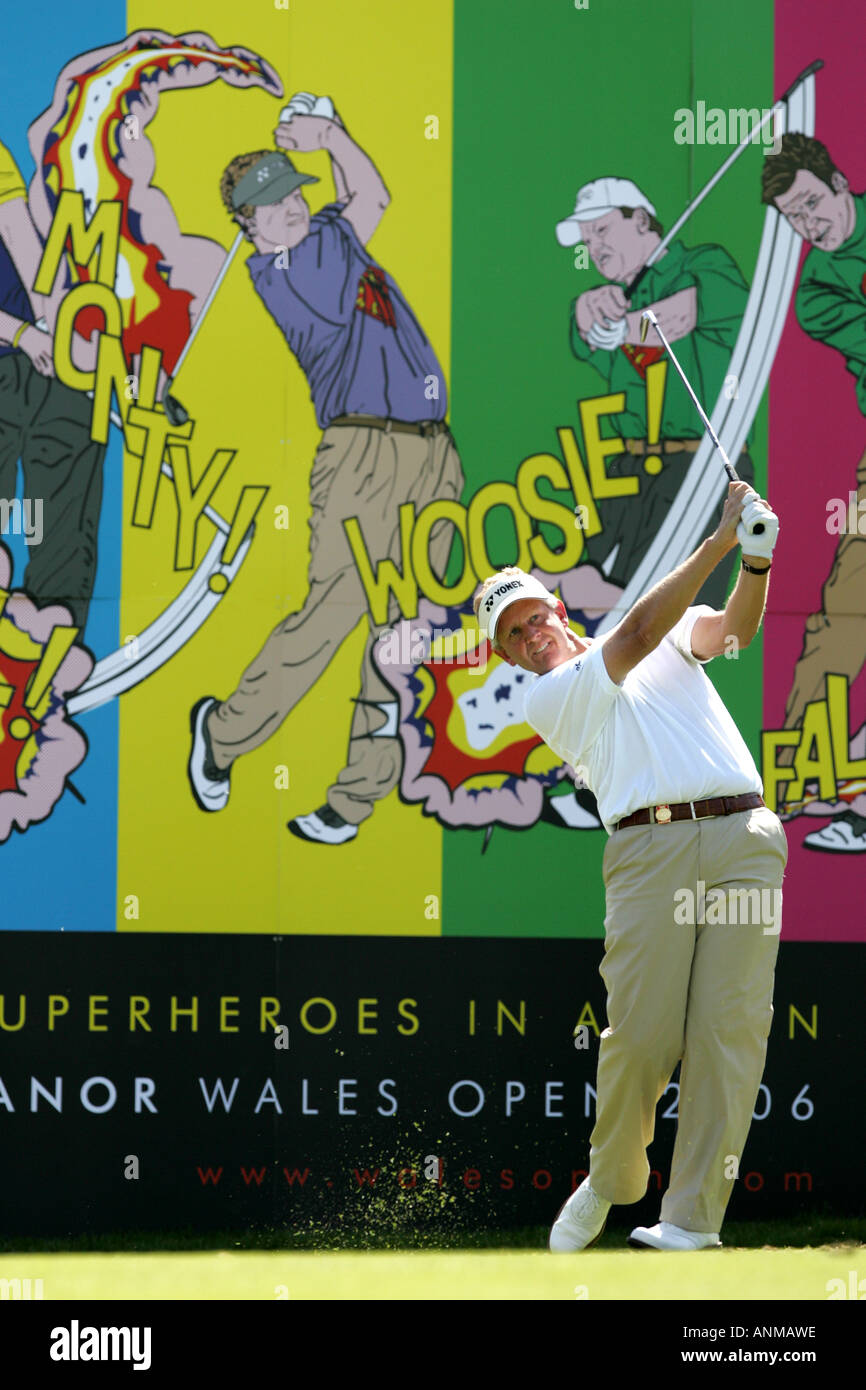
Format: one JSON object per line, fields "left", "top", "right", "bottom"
{"left": 274, "top": 115, "right": 333, "bottom": 152}
{"left": 18, "top": 324, "right": 54, "bottom": 377}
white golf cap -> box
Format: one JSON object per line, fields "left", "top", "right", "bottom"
{"left": 555, "top": 177, "right": 656, "bottom": 246}
{"left": 478, "top": 571, "right": 557, "bottom": 646}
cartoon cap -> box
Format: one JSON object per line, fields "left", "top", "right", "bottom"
{"left": 555, "top": 177, "right": 656, "bottom": 246}
{"left": 232, "top": 153, "right": 319, "bottom": 209}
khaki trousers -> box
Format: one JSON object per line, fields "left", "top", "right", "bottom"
{"left": 209, "top": 422, "right": 464, "bottom": 824}
{"left": 589, "top": 806, "right": 787, "bottom": 1232}
{"left": 779, "top": 446, "right": 866, "bottom": 768}
{"left": 0, "top": 353, "right": 105, "bottom": 628}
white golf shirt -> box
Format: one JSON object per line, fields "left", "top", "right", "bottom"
{"left": 523, "top": 605, "right": 762, "bottom": 833}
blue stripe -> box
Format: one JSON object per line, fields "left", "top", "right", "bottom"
{"left": 1, "top": 1, "right": 122, "bottom": 930}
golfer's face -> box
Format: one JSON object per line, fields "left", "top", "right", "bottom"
{"left": 495, "top": 599, "right": 574, "bottom": 675}
{"left": 579, "top": 209, "right": 646, "bottom": 282}
{"left": 257, "top": 188, "right": 310, "bottom": 248}
{"left": 775, "top": 171, "right": 850, "bottom": 251}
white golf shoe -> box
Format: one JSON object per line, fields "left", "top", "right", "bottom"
{"left": 188, "top": 697, "right": 231, "bottom": 812}
{"left": 628, "top": 1221, "right": 721, "bottom": 1250}
{"left": 803, "top": 811, "right": 866, "bottom": 853}
{"left": 288, "top": 804, "right": 358, "bottom": 845}
{"left": 549, "top": 1177, "right": 610, "bottom": 1252}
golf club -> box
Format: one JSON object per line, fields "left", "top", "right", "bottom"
{"left": 640, "top": 307, "right": 764, "bottom": 533}
{"left": 161, "top": 229, "right": 245, "bottom": 426}
{"left": 625, "top": 59, "right": 824, "bottom": 299}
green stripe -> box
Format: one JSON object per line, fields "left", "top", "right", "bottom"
{"left": 444, "top": 0, "right": 773, "bottom": 938}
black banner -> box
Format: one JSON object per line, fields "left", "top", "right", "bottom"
{"left": 0, "top": 934, "right": 859, "bottom": 1237}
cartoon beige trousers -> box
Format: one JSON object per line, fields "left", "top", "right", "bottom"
{"left": 588, "top": 806, "right": 788, "bottom": 1233}
{"left": 208, "top": 421, "right": 464, "bottom": 824}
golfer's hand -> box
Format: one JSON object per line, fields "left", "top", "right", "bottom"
{"left": 575, "top": 285, "right": 629, "bottom": 345}
{"left": 18, "top": 324, "right": 54, "bottom": 377}
{"left": 711, "top": 481, "right": 755, "bottom": 554}
{"left": 275, "top": 114, "right": 333, "bottom": 152}
{"left": 737, "top": 494, "right": 779, "bottom": 561}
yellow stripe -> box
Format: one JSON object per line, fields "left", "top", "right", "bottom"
{"left": 119, "top": 0, "right": 452, "bottom": 934}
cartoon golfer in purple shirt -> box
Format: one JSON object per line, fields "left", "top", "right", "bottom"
{"left": 188, "top": 94, "right": 464, "bottom": 843}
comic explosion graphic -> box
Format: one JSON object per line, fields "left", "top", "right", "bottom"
{"left": 42, "top": 35, "right": 274, "bottom": 373}
{"left": 417, "top": 639, "right": 544, "bottom": 789}
{"left": 0, "top": 548, "right": 92, "bottom": 840}
{"left": 376, "top": 601, "right": 562, "bottom": 829}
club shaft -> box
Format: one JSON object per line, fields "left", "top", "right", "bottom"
{"left": 644, "top": 107, "right": 781, "bottom": 274}
{"left": 166, "top": 229, "right": 245, "bottom": 389}
{"left": 625, "top": 59, "right": 823, "bottom": 298}
{"left": 648, "top": 317, "right": 736, "bottom": 477}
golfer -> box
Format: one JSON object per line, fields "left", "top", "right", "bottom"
{"left": 474, "top": 481, "right": 787, "bottom": 1251}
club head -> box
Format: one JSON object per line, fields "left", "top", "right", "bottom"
{"left": 163, "top": 392, "right": 190, "bottom": 428}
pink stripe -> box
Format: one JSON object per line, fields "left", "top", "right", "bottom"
{"left": 767, "top": 0, "right": 866, "bottom": 938}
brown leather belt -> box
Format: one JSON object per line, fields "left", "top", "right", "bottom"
{"left": 624, "top": 438, "right": 702, "bottom": 455}
{"left": 614, "top": 792, "right": 764, "bottom": 832}
{"left": 328, "top": 413, "right": 450, "bottom": 438}
{"left": 623, "top": 438, "right": 748, "bottom": 457}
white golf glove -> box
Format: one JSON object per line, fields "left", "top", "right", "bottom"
{"left": 587, "top": 316, "right": 628, "bottom": 350}
{"left": 279, "top": 92, "right": 337, "bottom": 122}
{"left": 737, "top": 494, "right": 779, "bottom": 560}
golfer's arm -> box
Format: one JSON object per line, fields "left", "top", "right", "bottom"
{"left": 0, "top": 198, "right": 43, "bottom": 292}
{"left": 690, "top": 565, "right": 770, "bottom": 660}
{"left": 324, "top": 125, "right": 390, "bottom": 244}
{"left": 329, "top": 152, "right": 350, "bottom": 203}
{"left": 603, "top": 534, "right": 730, "bottom": 683}
{"left": 0, "top": 309, "right": 28, "bottom": 345}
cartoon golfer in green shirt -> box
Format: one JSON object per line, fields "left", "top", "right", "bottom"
{"left": 762, "top": 134, "right": 866, "bottom": 853}
{"left": 558, "top": 176, "right": 754, "bottom": 610}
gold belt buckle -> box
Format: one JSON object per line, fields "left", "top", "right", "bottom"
{"left": 654, "top": 804, "right": 672, "bottom": 824}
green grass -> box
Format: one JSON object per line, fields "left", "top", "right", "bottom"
{"left": 0, "top": 1245, "right": 863, "bottom": 1300}
{"left": 4, "top": 1216, "right": 863, "bottom": 1300}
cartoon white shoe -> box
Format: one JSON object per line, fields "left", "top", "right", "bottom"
{"left": 803, "top": 811, "right": 866, "bottom": 853}
{"left": 188, "top": 697, "right": 231, "bottom": 812}
{"left": 288, "top": 804, "right": 358, "bottom": 844}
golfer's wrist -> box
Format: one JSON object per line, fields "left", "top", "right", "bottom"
{"left": 706, "top": 531, "right": 736, "bottom": 563}
{"left": 741, "top": 556, "right": 771, "bottom": 574}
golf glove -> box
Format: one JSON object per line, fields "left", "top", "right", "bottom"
{"left": 587, "top": 316, "right": 628, "bottom": 350}
{"left": 279, "top": 92, "right": 336, "bottom": 122}
{"left": 737, "top": 496, "right": 779, "bottom": 559}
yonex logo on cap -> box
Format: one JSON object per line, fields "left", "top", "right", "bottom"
{"left": 483, "top": 579, "right": 522, "bottom": 612}
{"left": 257, "top": 165, "right": 271, "bottom": 182}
